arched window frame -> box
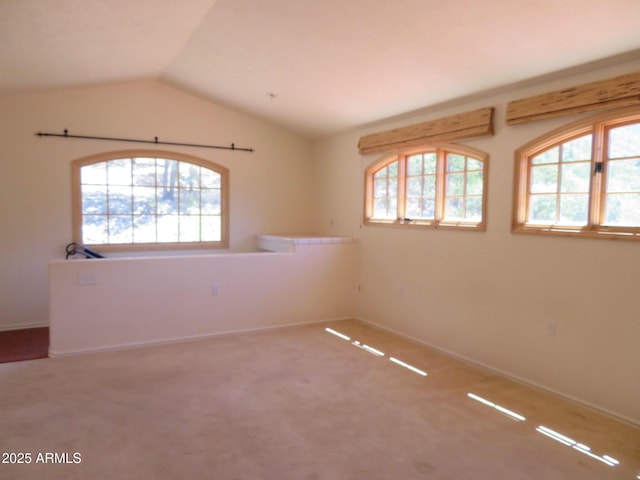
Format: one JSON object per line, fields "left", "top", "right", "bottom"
{"left": 71, "top": 150, "right": 229, "bottom": 251}
{"left": 364, "top": 144, "right": 489, "bottom": 231}
{"left": 512, "top": 107, "right": 640, "bottom": 241}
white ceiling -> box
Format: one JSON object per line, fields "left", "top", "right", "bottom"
{"left": 2, "top": 0, "right": 640, "bottom": 138}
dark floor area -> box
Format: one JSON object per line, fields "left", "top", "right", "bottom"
{"left": 0, "top": 327, "right": 49, "bottom": 363}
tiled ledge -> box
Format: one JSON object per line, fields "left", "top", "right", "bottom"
{"left": 257, "top": 234, "right": 355, "bottom": 252}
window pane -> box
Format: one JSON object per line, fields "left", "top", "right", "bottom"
{"left": 82, "top": 215, "right": 108, "bottom": 244}
{"left": 604, "top": 193, "right": 640, "bottom": 226}
{"left": 530, "top": 165, "right": 558, "bottom": 193}
{"left": 109, "top": 215, "right": 133, "bottom": 244}
{"left": 562, "top": 134, "right": 592, "bottom": 162}
{"left": 157, "top": 159, "right": 178, "bottom": 187}
{"left": 608, "top": 122, "right": 640, "bottom": 159}
{"left": 607, "top": 159, "right": 640, "bottom": 192}
{"left": 179, "top": 162, "right": 200, "bottom": 188}
{"left": 560, "top": 162, "right": 590, "bottom": 193}
{"left": 81, "top": 163, "right": 107, "bottom": 185}
{"left": 445, "top": 197, "right": 463, "bottom": 219}
{"left": 179, "top": 189, "right": 200, "bottom": 215}
{"left": 532, "top": 147, "right": 559, "bottom": 165}
{"left": 423, "top": 175, "right": 436, "bottom": 196}
{"left": 465, "top": 197, "right": 482, "bottom": 220}
{"left": 466, "top": 171, "right": 483, "bottom": 195}
{"left": 406, "top": 198, "right": 434, "bottom": 219}
{"left": 179, "top": 216, "right": 200, "bottom": 242}
{"left": 406, "top": 198, "right": 420, "bottom": 218}
{"left": 407, "top": 155, "right": 423, "bottom": 175}
{"left": 201, "top": 168, "right": 221, "bottom": 188}
{"left": 133, "top": 186, "right": 156, "bottom": 215}
{"left": 373, "top": 199, "right": 390, "bottom": 218}
{"left": 107, "top": 159, "right": 132, "bottom": 186}
{"left": 559, "top": 194, "right": 588, "bottom": 225}
{"left": 446, "top": 173, "right": 464, "bottom": 195}
{"left": 108, "top": 186, "right": 132, "bottom": 214}
{"left": 388, "top": 198, "right": 397, "bottom": 217}
{"left": 529, "top": 195, "right": 556, "bottom": 223}
{"left": 387, "top": 161, "right": 398, "bottom": 177}
{"left": 374, "top": 179, "right": 388, "bottom": 197}
{"left": 157, "top": 188, "right": 178, "bottom": 214}
{"left": 423, "top": 154, "right": 437, "bottom": 174}
{"left": 421, "top": 198, "right": 435, "bottom": 219}
{"left": 202, "top": 189, "right": 220, "bottom": 214}
{"left": 201, "top": 216, "right": 221, "bottom": 241}
{"left": 407, "top": 177, "right": 422, "bottom": 196}
{"left": 447, "top": 154, "right": 465, "bottom": 172}
{"left": 157, "top": 215, "right": 179, "bottom": 242}
{"left": 388, "top": 179, "right": 397, "bottom": 197}
{"left": 133, "top": 216, "right": 156, "bottom": 243}
{"left": 81, "top": 185, "right": 107, "bottom": 214}
{"left": 467, "top": 158, "right": 483, "bottom": 171}
{"left": 374, "top": 166, "right": 388, "bottom": 179}
{"left": 132, "top": 158, "right": 156, "bottom": 186}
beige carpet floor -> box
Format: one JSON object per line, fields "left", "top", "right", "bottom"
{"left": 1, "top": 319, "right": 638, "bottom": 479}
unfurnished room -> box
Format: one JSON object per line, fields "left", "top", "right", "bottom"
{"left": 1, "top": 1, "right": 639, "bottom": 479}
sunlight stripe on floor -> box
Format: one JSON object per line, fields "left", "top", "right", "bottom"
{"left": 467, "top": 393, "right": 526, "bottom": 421}
{"left": 535, "top": 426, "right": 619, "bottom": 467}
{"left": 389, "top": 357, "right": 427, "bottom": 376}
{"left": 325, "top": 328, "right": 350, "bottom": 341}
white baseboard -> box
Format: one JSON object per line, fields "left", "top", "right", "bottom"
{"left": 0, "top": 321, "right": 48, "bottom": 332}
{"left": 355, "top": 316, "right": 640, "bottom": 428}
{"left": 49, "top": 316, "right": 352, "bottom": 358}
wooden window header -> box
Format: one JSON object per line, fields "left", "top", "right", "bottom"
{"left": 358, "top": 107, "right": 494, "bottom": 155}
{"left": 506, "top": 71, "right": 640, "bottom": 125}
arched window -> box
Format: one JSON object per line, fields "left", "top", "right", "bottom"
{"left": 364, "top": 144, "right": 488, "bottom": 230}
{"left": 513, "top": 108, "right": 640, "bottom": 240}
{"left": 72, "top": 150, "right": 229, "bottom": 251}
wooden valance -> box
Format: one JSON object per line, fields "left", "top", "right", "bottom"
{"left": 506, "top": 71, "right": 640, "bottom": 125}
{"left": 358, "top": 107, "right": 494, "bottom": 155}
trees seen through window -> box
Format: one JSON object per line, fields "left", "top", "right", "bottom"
{"left": 513, "top": 109, "right": 640, "bottom": 240}
{"left": 72, "top": 151, "right": 228, "bottom": 251}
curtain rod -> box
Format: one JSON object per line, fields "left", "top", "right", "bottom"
{"left": 35, "top": 129, "right": 254, "bottom": 152}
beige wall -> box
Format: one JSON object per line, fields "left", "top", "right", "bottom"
{"left": 312, "top": 60, "right": 640, "bottom": 425}
{"left": 0, "top": 81, "right": 315, "bottom": 330}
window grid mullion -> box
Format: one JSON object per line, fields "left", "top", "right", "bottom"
{"left": 419, "top": 154, "right": 426, "bottom": 218}
{"left": 106, "top": 163, "right": 111, "bottom": 243}
{"left": 556, "top": 146, "right": 563, "bottom": 225}
{"left": 590, "top": 124, "right": 606, "bottom": 229}
{"left": 462, "top": 156, "right": 469, "bottom": 219}
{"left": 397, "top": 158, "right": 406, "bottom": 220}
{"left": 129, "top": 158, "right": 135, "bottom": 243}
{"left": 435, "top": 150, "right": 446, "bottom": 223}
{"left": 154, "top": 159, "right": 159, "bottom": 243}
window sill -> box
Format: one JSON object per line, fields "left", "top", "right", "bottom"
{"left": 364, "top": 219, "right": 485, "bottom": 231}
{"left": 512, "top": 225, "right": 640, "bottom": 241}
{"left": 78, "top": 241, "right": 229, "bottom": 253}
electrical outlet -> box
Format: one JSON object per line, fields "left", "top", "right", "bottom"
{"left": 77, "top": 272, "right": 97, "bottom": 286}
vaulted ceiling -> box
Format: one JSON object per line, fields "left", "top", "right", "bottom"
{"left": 2, "top": 0, "right": 640, "bottom": 138}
